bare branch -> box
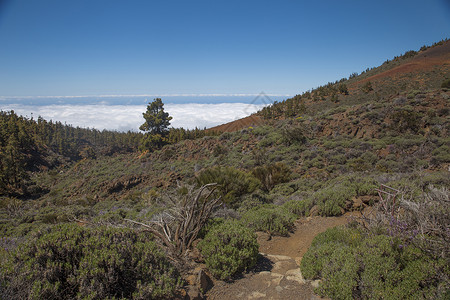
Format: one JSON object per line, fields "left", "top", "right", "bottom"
{"left": 126, "top": 183, "right": 222, "bottom": 258}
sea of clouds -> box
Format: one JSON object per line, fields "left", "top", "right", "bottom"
{"left": 1, "top": 103, "right": 268, "bottom": 131}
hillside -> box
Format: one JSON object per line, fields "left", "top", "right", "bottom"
{"left": 1, "top": 40, "right": 449, "bottom": 299}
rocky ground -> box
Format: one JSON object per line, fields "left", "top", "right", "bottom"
{"left": 200, "top": 211, "right": 363, "bottom": 299}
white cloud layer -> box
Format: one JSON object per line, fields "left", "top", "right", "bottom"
{"left": 2, "top": 103, "right": 267, "bottom": 131}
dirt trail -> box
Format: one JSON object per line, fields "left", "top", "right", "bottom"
{"left": 259, "top": 212, "right": 361, "bottom": 258}
{"left": 206, "top": 212, "right": 361, "bottom": 299}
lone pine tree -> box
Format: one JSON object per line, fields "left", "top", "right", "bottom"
{"left": 139, "top": 98, "right": 173, "bottom": 151}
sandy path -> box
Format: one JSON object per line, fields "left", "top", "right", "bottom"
{"left": 206, "top": 212, "right": 361, "bottom": 299}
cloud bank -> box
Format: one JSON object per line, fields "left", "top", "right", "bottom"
{"left": 2, "top": 103, "right": 267, "bottom": 131}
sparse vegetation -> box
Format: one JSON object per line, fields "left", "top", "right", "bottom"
{"left": 1, "top": 39, "right": 449, "bottom": 298}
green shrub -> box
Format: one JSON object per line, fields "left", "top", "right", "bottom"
{"left": 441, "top": 78, "right": 450, "bottom": 89}
{"left": 313, "top": 176, "right": 377, "bottom": 216}
{"left": 318, "top": 246, "right": 359, "bottom": 300}
{"left": 269, "top": 183, "right": 296, "bottom": 197}
{"left": 431, "top": 145, "right": 450, "bottom": 165}
{"left": 252, "top": 162, "right": 291, "bottom": 192}
{"left": 257, "top": 130, "right": 284, "bottom": 147}
{"left": 361, "top": 81, "right": 373, "bottom": 94}
{"left": 282, "top": 198, "right": 314, "bottom": 216}
{"left": 282, "top": 124, "right": 307, "bottom": 145}
{"left": 238, "top": 190, "right": 270, "bottom": 212}
{"left": 301, "top": 226, "right": 362, "bottom": 279}
{"left": 240, "top": 205, "right": 296, "bottom": 236}
{"left": 390, "top": 108, "right": 422, "bottom": 133}
{"left": 212, "top": 144, "right": 227, "bottom": 157}
{"left": 0, "top": 224, "right": 181, "bottom": 300}
{"left": 198, "top": 221, "right": 259, "bottom": 280}
{"left": 196, "top": 166, "right": 260, "bottom": 206}
{"left": 301, "top": 226, "right": 446, "bottom": 300}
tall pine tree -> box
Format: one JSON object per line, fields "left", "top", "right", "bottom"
{"left": 139, "top": 98, "right": 172, "bottom": 151}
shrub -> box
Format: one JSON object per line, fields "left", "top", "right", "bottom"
{"left": 301, "top": 226, "right": 362, "bottom": 280}
{"left": 390, "top": 108, "right": 422, "bottom": 133}
{"left": 282, "top": 198, "right": 314, "bottom": 216}
{"left": 282, "top": 124, "right": 307, "bottom": 145}
{"left": 257, "top": 130, "right": 284, "bottom": 147}
{"left": 196, "top": 166, "right": 260, "bottom": 206}
{"left": 441, "top": 78, "right": 450, "bottom": 89}
{"left": 252, "top": 162, "right": 291, "bottom": 192}
{"left": 301, "top": 226, "right": 446, "bottom": 300}
{"left": 313, "top": 176, "right": 377, "bottom": 216}
{"left": 240, "top": 205, "right": 296, "bottom": 236}
{"left": 0, "top": 224, "right": 181, "bottom": 300}
{"left": 212, "top": 144, "right": 227, "bottom": 157}
{"left": 361, "top": 81, "right": 374, "bottom": 94}
{"left": 431, "top": 145, "right": 450, "bottom": 165}
{"left": 238, "top": 190, "right": 270, "bottom": 212}
{"left": 198, "top": 221, "right": 259, "bottom": 280}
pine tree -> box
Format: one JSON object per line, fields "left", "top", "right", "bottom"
{"left": 139, "top": 98, "right": 172, "bottom": 150}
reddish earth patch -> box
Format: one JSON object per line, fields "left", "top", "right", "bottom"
{"left": 355, "top": 41, "right": 450, "bottom": 85}
{"left": 205, "top": 41, "right": 450, "bottom": 135}
{"left": 207, "top": 115, "right": 264, "bottom": 133}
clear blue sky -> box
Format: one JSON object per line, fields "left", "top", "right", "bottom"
{"left": 0, "top": 0, "right": 449, "bottom": 97}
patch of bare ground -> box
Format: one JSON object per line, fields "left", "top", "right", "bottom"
{"left": 206, "top": 211, "right": 362, "bottom": 299}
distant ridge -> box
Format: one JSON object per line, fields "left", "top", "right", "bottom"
{"left": 208, "top": 40, "right": 450, "bottom": 133}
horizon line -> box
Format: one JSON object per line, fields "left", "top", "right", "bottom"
{"left": 0, "top": 93, "right": 293, "bottom": 100}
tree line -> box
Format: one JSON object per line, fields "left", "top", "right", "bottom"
{"left": 0, "top": 104, "right": 217, "bottom": 195}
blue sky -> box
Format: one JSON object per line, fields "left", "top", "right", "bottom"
{"left": 0, "top": 0, "right": 449, "bottom": 98}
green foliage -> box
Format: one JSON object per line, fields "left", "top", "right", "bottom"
{"left": 252, "top": 162, "right": 291, "bottom": 192}
{"left": 240, "top": 205, "right": 296, "bottom": 236}
{"left": 348, "top": 151, "right": 377, "bottom": 171}
{"left": 0, "top": 111, "right": 142, "bottom": 195}
{"left": 282, "top": 198, "right": 314, "bottom": 216}
{"left": 198, "top": 220, "right": 259, "bottom": 280}
{"left": 338, "top": 83, "right": 349, "bottom": 95}
{"left": 390, "top": 108, "right": 422, "bottom": 133}
{"left": 301, "top": 226, "right": 362, "bottom": 280}
{"left": 0, "top": 224, "right": 181, "bottom": 299}
{"left": 139, "top": 98, "right": 173, "bottom": 151}
{"left": 431, "top": 145, "right": 450, "bottom": 165}
{"left": 361, "top": 81, "right": 374, "bottom": 93}
{"left": 212, "top": 144, "right": 227, "bottom": 157}
{"left": 312, "top": 176, "right": 377, "bottom": 216}
{"left": 257, "top": 130, "right": 284, "bottom": 147}
{"left": 301, "top": 226, "right": 446, "bottom": 300}
{"left": 441, "top": 78, "right": 450, "bottom": 89}
{"left": 282, "top": 124, "right": 307, "bottom": 145}
{"left": 195, "top": 166, "right": 260, "bottom": 205}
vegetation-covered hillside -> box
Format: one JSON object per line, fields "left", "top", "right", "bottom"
{"left": 1, "top": 40, "right": 449, "bottom": 299}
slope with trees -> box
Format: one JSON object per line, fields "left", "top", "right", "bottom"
{"left": 0, "top": 39, "right": 449, "bottom": 299}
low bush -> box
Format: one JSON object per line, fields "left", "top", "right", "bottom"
{"left": 313, "top": 176, "right": 377, "bottom": 216}
{"left": 198, "top": 220, "right": 259, "bottom": 280}
{"left": 0, "top": 224, "right": 182, "bottom": 300}
{"left": 441, "top": 78, "right": 450, "bottom": 89}
{"left": 301, "top": 226, "right": 447, "bottom": 300}
{"left": 431, "top": 145, "right": 450, "bottom": 165}
{"left": 240, "top": 204, "right": 296, "bottom": 236}
{"left": 196, "top": 166, "right": 260, "bottom": 206}
{"left": 252, "top": 162, "right": 291, "bottom": 192}
{"left": 390, "top": 108, "right": 422, "bottom": 133}
{"left": 282, "top": 198, "right": 314, "bottom": 216}
{"left": 282, "top": 124, "right": 307, "bottom": 145}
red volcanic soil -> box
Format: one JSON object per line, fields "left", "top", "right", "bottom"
{"left": 356, "top": 41, "right": 450, "bottom": 84}
{"left": 207, "top": 41, "right": 450, "bottom": 134}
{"left": 207, "top": 114, "right": 264, "bottom": 133}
